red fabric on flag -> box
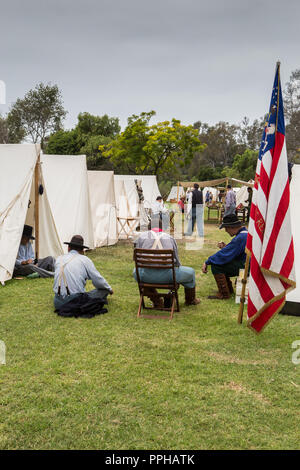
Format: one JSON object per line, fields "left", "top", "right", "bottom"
{"left": 246, "top": 65, "right": 296, "bottom": 334}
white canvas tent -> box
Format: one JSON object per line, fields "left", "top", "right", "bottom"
{"left": 114, "top": 175, "right": 140, "bottom": 218}
{"left": 114, "top": 175, "right": 152, "bottom": 237}
{"left": 42, "top": 154, "right": 94, "bottom": 252}
{"left": 87, "top": 171, "right": 117, "bottom": 247}
{"left": 236, "top": 186, "right": 249, "bottom": 208}
{"left": 283, "top": 164, "right": 300, "bottom": 314}
{"left": 0, "top": 145, "right": 94, "bottom": 284}
{"left": 167, "top": 186, "right": 185, "bottom": 201}
{"left": 114, "top": 174, "right": 160, "bottom": 209}
{"left": 203, "top": 187, "right": 218, "bottom": 202}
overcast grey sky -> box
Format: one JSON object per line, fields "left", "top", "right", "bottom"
{"left": 0, "top": 0, "right": 299, "bottom": 130}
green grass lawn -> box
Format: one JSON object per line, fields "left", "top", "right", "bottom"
{"left": 0, "top": 224, "right": 299, "bottom": 450}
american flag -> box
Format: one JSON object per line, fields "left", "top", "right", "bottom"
{"left": 246, "top": 63, "right": 296, "bottom": 333}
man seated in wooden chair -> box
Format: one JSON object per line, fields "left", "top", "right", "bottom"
{"left": 201, "top": 214, "right": 248, "bottom": 299}
{"left": 133, "top": 217, "right": 200, "bottom": 306}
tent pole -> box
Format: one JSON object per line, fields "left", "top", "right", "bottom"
{"left": 237, "top": 253, "right": 250, "bottom": 324}
{"left": 177, "top": 181, "right": 179, "bottom": 202}
{"left": 34, "top": 153, "right": 40, "bottom": 260}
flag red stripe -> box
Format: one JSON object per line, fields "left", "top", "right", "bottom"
{"left": 279, "top": 239, "right": 295, "bottom": 280}
{"left": 259, "top": 162, "right": 270, "bottom": 199}
{"left": 253, "top": 206, "right": 265, "bottom": 243}
{"left": 249, "top": 296, "right": 285, "bottom": 333}
{"left": 268, "top": 132, "right": 285, "bottom": 190}
{"left": 261, "top": 180, "right": 290, "bottom": 268}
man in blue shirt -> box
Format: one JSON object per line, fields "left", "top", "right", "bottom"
{"left": 14, "top": 225, "right": 55, "bottom": 278}
{"left": 202, "top": 214, "right": 248, "bottom": 299}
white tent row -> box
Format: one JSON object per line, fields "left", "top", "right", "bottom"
{"left": 87, "top": 171, "right": 118, "bottom": 247}
{"left": 113, "top": 174, "right": 159, "bottom": 236}
{"left": 114, "top": 174, "right": 160, "bottom": 209}
{"left": 167, "top": 186, "right": 185, "bottom": 201}
{"left": 203, "top": 187, "right": 218, "bottom": 201}
{"left": 0, "top": 145, "right": 95, "bottom": 284}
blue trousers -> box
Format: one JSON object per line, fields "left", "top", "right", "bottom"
{"left": 186, "top": 205, "right": 204, "bottom": 237}
{"left": 133, "top": 266, "right": 195, "bottom": 288}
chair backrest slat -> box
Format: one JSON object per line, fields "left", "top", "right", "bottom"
{"left": 134, "top": 248, "right": 176, "bottom": 286}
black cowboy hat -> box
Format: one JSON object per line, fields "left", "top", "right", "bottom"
{"left": 64, "top": 235, "right": 89, "bottom": 250}
{"left": 219, "top": 214, "right": 242, "bottom": 229}
{"left": 22, "top": 225, "right": 35, "bottom": 240}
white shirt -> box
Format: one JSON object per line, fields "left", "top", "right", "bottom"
{"left": 53, "top": 250, "right": 111, "bottom": 297}
{"left": 151, "top": 200, "right": 168, "bottom": 215}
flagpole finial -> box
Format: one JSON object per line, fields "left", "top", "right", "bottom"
{"left": 276, "top": 60, "right": 281, "bottom": 68}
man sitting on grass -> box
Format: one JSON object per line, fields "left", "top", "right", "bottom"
{"left": 202, "top": 214, "right": 248, "bottom": 299}
{"left": 14, "top": 225, "right": 55, "bottom": 278}
{"left": 133, "top": 217, "right": 200, "bottom": 306}
{"left": 53, "top": 235, "right": 113, "bottom": 317}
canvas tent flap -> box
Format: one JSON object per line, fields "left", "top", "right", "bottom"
{"left": 41, "top": 154, "right": 95, "bottom": 252}
{"left": 114, "top": 174, "right": 160, "bottom": 209}
{"left": 286, "top": 164, "right": 300, "bottom": 304}
{"left": 236, "top": 186, "right": 249, "bottom": 207}
{"left": 0, "top": 145, "right": 39, "bottom": 283}
{"left": 167, "top": 186, "right": 185, "bottom": 201}
{"left": 88, "top": 171, "right": 117, "bottom": 247}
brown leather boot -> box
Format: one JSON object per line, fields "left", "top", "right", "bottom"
{"left": 226, "top": 276, "right": 234, "bottom": 294}
{"left": 208, "top": 273, "right": 231, "bottom": 299}
{"left": 143, "top": 287, "right": 164, "bottom": 308}
{"left": 185, "top": 287, "right": 201, "bottom": 305}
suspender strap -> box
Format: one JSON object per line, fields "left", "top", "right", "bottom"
{"left": 58, "top": 255, "right": 77, "bottom": 296}
{"left": 151, "top": 231, "right": 164, "bottom": 250}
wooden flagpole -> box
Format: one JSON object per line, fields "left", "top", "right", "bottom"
{"left": 237, "top": 253, "right": 250, "bottom": 323}
{"left": 34, "top": 150, "right": 40, "bottom": 261}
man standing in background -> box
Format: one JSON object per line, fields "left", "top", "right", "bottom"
{"left": 185, "top": 183, "right": 204, "bottom": 237}
{"left": 224, "top": 185, "right": 236, "bottom": 216}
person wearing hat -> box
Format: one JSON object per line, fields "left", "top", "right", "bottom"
{"left": 133, "top": 217, "right": 200, "bottom": 306}
{"left": 13, "top": 225, "right": 55, "bottom": 278}
{"left": 53, "top": 235, "right": 113, "bottom": 311}
{"left": 202, "top": 214, "right": 248, "bottom": 299}
{"left": 224, "top": 184, "right": 236, "bottom": 217}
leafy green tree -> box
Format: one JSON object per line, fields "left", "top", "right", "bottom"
{"left": 76, "top": 112, "right": 120, "bottom": 138}
{"left": 103, "top": 111, "right": 205, "bottom": 176}
{"left": 0, "top": 115, "right": 9, "bottom": 143}
{"left": 46, "top": 112, "right": 120, "bottom": 169}
{"left": 221, "top": 149, "right": 258, "bottom": 181}
{"left": 0, "top": 114, "right": 25, "bottom": 143}
{"left": 286, "top": 110, "right": 300, "bottom": 162}
{"left": 7, "top": 83, "right": 66, "bottom": 148}
{"left": 188, "top": 121, "right": 246, "bottom": 180}
{"left": 81, "top": 135, "right": 114, "bottom": 169}
{"left": 45, "top": 129, "right": 81, "bottom": 155}
{"left": 284, "top": 69, "right": 300, "bottom": 122}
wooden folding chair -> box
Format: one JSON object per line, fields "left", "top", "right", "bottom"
{"left": 134, "top": 248, "right": 180, "bottom": 320}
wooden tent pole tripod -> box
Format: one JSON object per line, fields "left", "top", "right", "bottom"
{"left": 34, "top": 152, "right": 40, "bottom": 261}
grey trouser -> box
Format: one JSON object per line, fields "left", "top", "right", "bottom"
{"left": 13, "top": 256, "right": 55, "bottom": 278}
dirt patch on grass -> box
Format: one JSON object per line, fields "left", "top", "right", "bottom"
{"left": 222, "top": 381, "right": 271, "bottom": 405}
{"left": 206, "top": 351, "right": 278, "bottom": 366}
